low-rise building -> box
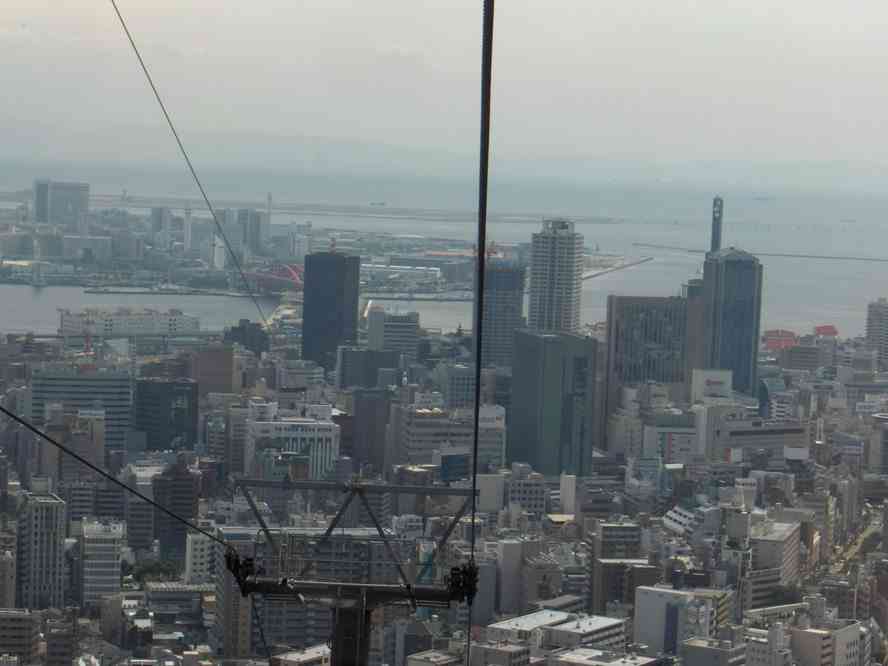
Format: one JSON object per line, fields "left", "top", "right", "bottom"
{"left": 542, "top": 616, "right": 626, "bottom": 652}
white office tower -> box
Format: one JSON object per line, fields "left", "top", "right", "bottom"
{"left": 245, "top": 415, "right": 340, "bottom": 479}
{"left": 212, "top": 235, "right": 227, "bottom": 270}
{"left": 289, "top": 222, "right": 313, "bottom": 263}
{"left": 367, "top": 305, "right": 420, "bottom": 361}
{"left": 183, "top": 208, "right": 193, "bottom": 251}
{"left": 16, "top": 493, "right": 66, "bottom": 609}
{"left": 80, "top": 519, "right": 125, "bottom": 609}
{"left": 185, "top": 530, "right": 214, "bottom": 584}
{"left": 528, "top": 219, "right": 583, "bottom": 333}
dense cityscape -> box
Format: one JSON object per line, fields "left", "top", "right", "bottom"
{"left": 0, "top": 177, "right": 886, "bottom": 666}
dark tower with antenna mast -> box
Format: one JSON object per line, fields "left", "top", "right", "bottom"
{"left": 710, "top": 196, "right": 724, "bottom": 253}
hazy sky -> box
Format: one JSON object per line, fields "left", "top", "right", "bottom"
{"left": 3, "top": 1, "right": 888, "bottom": 179}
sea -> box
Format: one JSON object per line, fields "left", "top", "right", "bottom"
{"left": 2, "top": 163, "right": 888, "bottom": 337}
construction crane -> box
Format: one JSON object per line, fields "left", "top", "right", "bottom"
{"left": 226, "top": 477, "right": 479, "bottom": 666}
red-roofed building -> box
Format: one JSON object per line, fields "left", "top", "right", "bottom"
{"left": 815, "top": 324, "right": 838, "bottom": 337}
{"left": 763, "top": 329, "right": 798, "bottom": 352}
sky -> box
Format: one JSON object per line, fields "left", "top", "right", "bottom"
{"left": 2, "top": 1, "right": 888, "bottom": 190}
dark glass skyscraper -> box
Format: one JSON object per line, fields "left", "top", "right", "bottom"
{"left": 478, "top": 259, "right": 525, "bottom": 368}
{"left": 134, "top": 378, "right": 199, "bottom": 450}
{"left": 702, "top": 247, "right": 763, "bottom": 395}
{"left": 302, "top": 251, "right": 361, "bottom": 370}
{"left": 510, "top": 330, "right": 598, "bottom": 475}
{"left": 605, "top": 295, "right": 687, "bottom": 419}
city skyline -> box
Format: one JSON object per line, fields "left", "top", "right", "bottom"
{"left": 2, "top": 0, "right": 887, "bottom": 660}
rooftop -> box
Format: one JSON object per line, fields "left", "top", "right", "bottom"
{"left": 549, "top": 616, "right": 625, "bottom": 635}
{"left": 273, "top": 645, "right": 331, "bottom": 662}
{"left": 145, "top": 582, "right": 215, "bottom": 593}
{"left": 750, "top": 521, "right": 799, "bottom": 541}
{"left": 548, "top": 648, "right": 658, "bottom": 665}
{"left": 404, "top": 650, "right": 461, "bottom": 664}
{"left": 488, "top": 610, "right": 572, "bottom": 632}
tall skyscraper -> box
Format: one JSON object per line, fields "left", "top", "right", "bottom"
{"left": 302, "top": 251, "right": 361, "bottom": 370}
{"left": 152, "top": 456, "right": 200, "bottom": 562}
{"left": 479, "top": 260, "right": 525, "bottom": 367}
{"left": 710, "top": 196, "right": 724, "bottom": 253}
{"left": 289, "top": 222, "right": 313, "bottom": 263}
{"left": 33, "top": 180, "right": 89, "bottom": 228}
{"left": 30, "top": 368, "right": 132, "bottom": 455}
{"left": 528, "top": 219, "right": 583, "bottom": 333}
{"left": 605, "top": 295, "right": 687, "bottom": 419}
{"left": 16, "top": 493, "right": 66, "bottom": 609}
{"left": 683, "top": 279, "right": 706, "bottom": 380}
{"left": 352, "top": 388, "right": 392, "bottom": 474}
{"left": 58, "top": 409, "right": 105, "bottom": 482}
{"left": 237, "top": 208, "right": 268, "bottom": 255}
{"left": 702, "top": 248, "right": 763, "bottom": 395}
{"left": 134, "top": 378, "right": 199, "bottom": 449}
{"left": 866, "top": 298, "right": 888, "bottom": 370}
{"left": 510, "top": 330, "right": 598, "bottom": 475}
{"left": 79, "top": 519, "right": 124, "bottom": 609}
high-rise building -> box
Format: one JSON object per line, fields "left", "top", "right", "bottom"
{"left": 30, "top": 368, "right": 132, "bottom": 455}
{"left": 185, "top": 529, "right": 215, "bottom": 584}
{"left": 59, "top": 410, "right": 105, "bottom": 482}
{"left": 634, "top": 586, "right": 717, "bottom": 655}
{"left": 336, "top": 347, "right": 402, "bottom": 390}
{"left": 605, "top": 296, "right": 687, "bottom": 419}
{"left": 152, "top": 457, "right": 200, "bottom": 562}
{"left": 134, "top": 378, "right": 199, "bottom": 449}
{"left": 16, "top": 493, "right": 66, "bottom": 609}
{"left": 866, "top": 298, "right": 888, "bottom": 370}
{"left": 440, "top": 363, "right": 476, "bottom": 409}
{"left": 710, "top": 196, "right": 724, "bottom": 253}
{"left": 192, "top": 344, "right": 238, "bottom": 396}
{"left": 367, "top": 306, "right": 420, "bottom": 361}
{"left": 352, "top": 388, "right": 392, "bottom": 475}
{"left": 528, "top": 219, "right": 583, "bottom": 333}
{"left": 289, "top": 222, "right": 313, "bottom": 263}
{"left": 80, "top": 519, "right": 124, "bottom": 609}
{"left": 510, "top": 330, "right": 598, "bottom": 475}
{"left": 479, "top": 260, "right": 526, "bottom": 367}
{"left": 237, "top": 208, "right": 268, "bottom": 254}
{"left": 120, "top": 465, "right": 156, "bottom": 554}
{"left": 702, "top": 248, "right": 764, "bottom": 394}
{"left": 585, "top": 518, "right": 646, "bottom": 613}
{"left": 684, "top": 279, "right": 707, "bottom": 380}
{"left": 302, "top": 252, "right": 361, "bottom": 370}
{"left": 245, "top": 416, "right": 340, "bottom": 480}
{"left": 33, "top": 180, "right": 89, "bottom": 228}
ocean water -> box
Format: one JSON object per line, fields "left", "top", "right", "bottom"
{"left": 2, "top": 161, "right": 887, "bottom": 336}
